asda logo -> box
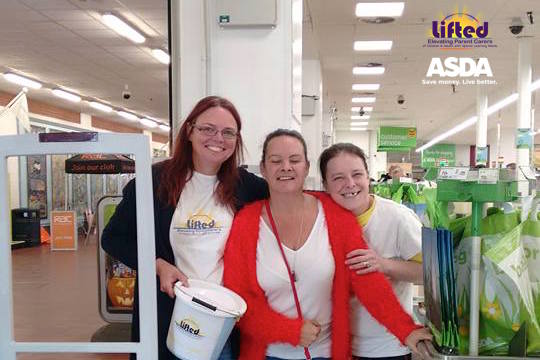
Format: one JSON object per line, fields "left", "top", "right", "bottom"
{"left": 426, "top": 57, "right": 492, "bottom": 78}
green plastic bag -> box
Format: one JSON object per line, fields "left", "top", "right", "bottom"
{"left": 455, "top": 209, "right": 522, "bottom": 355}
{"left": 373, "top": 184, "right": 391, "bottom": 199}
{"left": 518, "top": 216, "right": 540, "bottom": 355}
{"left": 391, "top": 184, "right": 404, "bottom": 204}
{"left": 423, "top": 187, "right": 450, "bottom": 229}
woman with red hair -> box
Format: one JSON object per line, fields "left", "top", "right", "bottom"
{"left": 102, "top": 96, "right": 268, "bottom": 359}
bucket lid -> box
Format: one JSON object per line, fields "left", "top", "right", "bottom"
{"left": 174, "top": 280, "right": 247, "bottom": 318}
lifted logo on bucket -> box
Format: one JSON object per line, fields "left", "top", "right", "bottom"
{"left": 176, "top": 318, "right": 204, "bottom": 338}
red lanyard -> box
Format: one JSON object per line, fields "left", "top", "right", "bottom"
{"left": 264, "top": 200, "right": 312, "bottom": 360}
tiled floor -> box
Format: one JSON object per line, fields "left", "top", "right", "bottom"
{"left": 11, "top": 236, "right": 129, "bottom": 359}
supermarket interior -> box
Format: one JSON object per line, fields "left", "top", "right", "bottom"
{"left": 1, "top": 0, "right": 540, "bottom": 359}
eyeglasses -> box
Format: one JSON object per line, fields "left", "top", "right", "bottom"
{"left": 191, "top": 124, "right": 238, "bottom": 140}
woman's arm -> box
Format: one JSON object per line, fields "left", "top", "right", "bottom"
{"left": 344, "top": 225, "right": 421, "bottom": 345}
{"left": 346, "top": 249, "right": 423, "bottom": 283}
{"left": 223, "top": 210, "right": 303, "bottom": 346}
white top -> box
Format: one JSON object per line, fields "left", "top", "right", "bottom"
{"left": 256, "top": 201, "right": 334, "bottom": 359}
{"left": 169, "top": 171, "right": 233, "bottom": 285}
{"left": 351, "top": 195, "right": 422, "bottom": 357}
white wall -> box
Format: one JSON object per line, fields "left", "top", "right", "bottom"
{"left": 455, "top": 144, "right": 470, "bottom": 166}
{"left": 488, "top": 126, "right": 516, "bottom": 166}
{"left": 302, "top": 60, "right": 323, "bottom": 189}
{"left": 207, "top": 0, "right": 302, "bottom": 165}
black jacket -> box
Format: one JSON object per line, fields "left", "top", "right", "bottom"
{"left": 101, "top": 161, "right": 268, "bottom": 359}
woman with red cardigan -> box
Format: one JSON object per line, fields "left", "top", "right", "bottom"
{"left": 223, "top": 129, "right": 431, "bottom": 360}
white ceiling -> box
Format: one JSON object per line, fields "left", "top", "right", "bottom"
{"left": 304, "top": 0, "right": 540, "bottom": 145}
{"left": 0, "top": 0, "right": 168, "bottom": 131}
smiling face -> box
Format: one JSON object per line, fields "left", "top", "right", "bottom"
{"left": 260, "top": 135, "right": 309, "bottom": 195}
{"left": 189, "top": 106, "right": 238, "bottom": 174}
{"left": 323, "top": 152, "right": 370, "bottom": 216}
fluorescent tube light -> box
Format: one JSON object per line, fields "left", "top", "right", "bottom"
{"left": 352, "top": 84, "right": 380, "bottom": 91}
{"left": 350, "top": 127, "right": 368, "bottom": 131}
{"left": 139, "top": 118, "right": 157, "bottom": 128}
{"left": 486, "top": 93, "right": 518, "bottom": 115}
{"left": 102, "top": 13, "right": 145, "bottom": 44}
{"left": 352, "top": 97, "right": 376, "bottom": 103}
{"left": 117, "top": 111, "right": 139, "bottom": 121}
{"left": 89, "top": 101, "right": 112, "bottom": 113}
{"left": 52, "top": 89, "right": 81, "bottom": 103}
{"left": 354, "top": 41, "right": 393, "bottom": 51}
{"left": 3, "top": 73, "right": 42, "bottom": 89}
{"left": 352, "top": 106, "right": 373, "bottom": 112}
{"left": 351, "top": 121, "right": 369, "bottom": 126}
{"left": 158, "top": 124, "right": 171, "bottom": 132}
{"left": 356, "top": 2, "right": 405, "bottom": 17}
{"left": 353, "top": 66, "right": 385, "bottom": 75}
{"left": 351, "top": 115, "right": 370, "bottom": 120}
{"left": 151, "top": 49, "right": 170, "bottom": 64}
{"left": 531, "top": 79, "right": 540, "bottom": 92}
{"left": 416, "top": 92, "right": 521, "bottom": 152}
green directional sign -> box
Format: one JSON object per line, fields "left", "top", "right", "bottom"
{"left": 377, "top": 126, "right": 417, "bottom": 152}
{"left": 421, "top": 143, "right": 456, "bottom": 168}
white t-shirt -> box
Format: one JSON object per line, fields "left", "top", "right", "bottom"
{"left": 169, "top": 171, "right": 233, "bottom": 285}
{"left": 256, "top": 201, "right": 334, "bottom": 359}
{"left": 351, "top": 195, "right": 422, "bottom": 357}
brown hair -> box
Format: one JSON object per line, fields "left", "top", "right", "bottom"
{"left": 319, "top": 143, "right": 368, "bottom": 181}
{"left": 261, "top": 128, "right": 308, "bottom": 163}
{"left": 158, "top": 96, "right": 244, "bottom": 211}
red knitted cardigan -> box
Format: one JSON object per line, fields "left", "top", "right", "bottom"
{"left": 223, "top": 192, "right": 420, "bottom": 359}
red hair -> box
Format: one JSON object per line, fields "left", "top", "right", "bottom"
{"left": 158, "top": 96, "right": 244, "bottom": 211}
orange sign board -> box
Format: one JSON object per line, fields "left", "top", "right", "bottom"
{"left": 51, "top": 210, "right": 77, "bottom": 250}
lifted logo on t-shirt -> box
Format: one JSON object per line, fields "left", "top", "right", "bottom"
{"left": 174, "top": 212, "right": 223, "bottom": 235}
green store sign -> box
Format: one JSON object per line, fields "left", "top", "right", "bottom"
{"left": 421, "top": 143, "right": 456, "bottom": 168}
{"left": 377, "top": 127, "right": 417, "bottom": 152}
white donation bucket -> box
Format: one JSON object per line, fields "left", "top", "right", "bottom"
{"left": 166, "top": 279, "right": 247, "bottom": 360}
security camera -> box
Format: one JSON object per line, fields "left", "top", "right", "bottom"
{"left": 397, "top": 95, "right": 405, "bottom": 105}
{"left": 509, "top": 17, "right": 524, "bottom": 35}
{"left": 122, "top": 84, "right": 131, "bottom": 100}
{"left": 359, "top": 106, "right": 366, "bottom": 116}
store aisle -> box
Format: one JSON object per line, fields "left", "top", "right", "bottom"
{"left": 12, "top": 238, "right": 129, "bottom": 359}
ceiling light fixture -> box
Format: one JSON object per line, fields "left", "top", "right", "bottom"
{"left": 117, "top": 110, "right": 139, "bottom": 121}
{"left": 89, "top": 101, "right": 113, "bottom": 113}
{"left": 139, "top": 118, "right": 158, "bottom": 128}
{"left": 351, "top": 121, "right": 369, "bottom": 126}
{"left": 353, "top": 66, "right": 385, "bottom": 75}
{"left": 350, "top": 127, "right": 368, "bottom": 131}
{"left": 354, "top": 40, "right": 393, "bottom": 51}
{"left": 416, "top": 93, "right": 519, "bottom": 152}
{"left": 356, "top": 2, "right": 405, "bottom": 17}
{"left": 3, "top": 73, "right": 42, "bottom": 89}
{"left": 151, "top": 48, "right": 170, "bottom": 64}
{"left": 352, "top": 97, "right": 376, "bottom": 103}
{"left": 102, "top": 13, "right": 145, "bottom": 44}
{"left": 352, "top": 84, "right": 380, "bottom": 91}
{"left": 351, "top": 115, "right": 370, "bottom": 120}
{"left": 352, "top": 106, "right": 373, "bottom": 112}
{"left": 52, "top": 89, "right": 81, "bottom": 103}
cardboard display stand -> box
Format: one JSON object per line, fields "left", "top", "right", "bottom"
{"left": 50, "top": 210, "right": 77, "bottom": 250}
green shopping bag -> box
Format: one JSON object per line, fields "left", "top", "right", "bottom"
{"left": 423, "top": 187, "right": 450, "bottom": 229}
{"left": 373, "top": 184, "right": 391, "bottom": 199}
{"left": 391, "top": 184, "right": 404, "bottom": 204}
{"left": 455, "top": 208, "right": 522, "bottom": 355}
{"left": 518, "top": 215, "right": 540, "bottom": 355}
